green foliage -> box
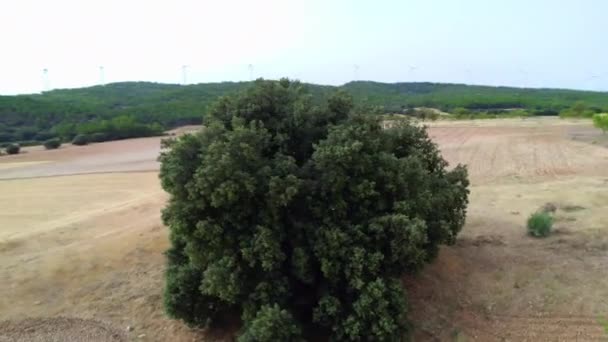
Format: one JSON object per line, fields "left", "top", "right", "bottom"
{"left": 43, "top": 138, "right": 61, "bottom": 150}
{"left": 412, "top": 108, "right": 439, "bottom": 121}
{"left": 2, "top": 81, "right": 608, "bottom": 145}
{"left": 238, "top": 305, "right": 302, "bottom": 342}
{"left": 0, "top": 81, "right": 232, "bottom": 145}
{"left": 506, "top": 109, "right": 531, "bottom": 117}
{"left": 598, "top": 316, "right": 608, "bottom": 335}
{"left": 527, "top": 212, "right": 553, "bottom": 237}
{"left": 593, "top": 113, "right": 608, "bottom": 134}
{"left": 450, "top": 108, "right": 530, "bottom": 120}
{"left": 71, "top": 134, "right": 89, "bottom": 146}
{"left": 5, "top": 143, "right": 20, "bottom": 155}
{"left": 342, "top": 82, "right": 608, "bottom": 114}
{"left": 559, "top": 101, "right": 597, "bottom": 118}
{"left": 160, "top": 79, "right": 470, "bottom": 340}
{"left": 73, "top": 115, "right": 164, "bottom": 140}
{"left": 90, "top": 132, "right": 109, "bottom": 143}
{"left": 453, "top": 107, "right": 470, "bottom": 116}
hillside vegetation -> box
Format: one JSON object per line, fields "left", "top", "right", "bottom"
{"left": 1, "top": 80, "right": 607, "bottom": 145}
{"left": 342, "top": 82, "right": 608, "bottom": 114}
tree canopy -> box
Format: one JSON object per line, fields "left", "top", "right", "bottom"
{"left": 159, "top": 79, "right": 470, "bottom": 340}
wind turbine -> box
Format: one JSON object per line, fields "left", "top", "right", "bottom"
{"left": 42, "top": 68, "right": 49, "bottom": 92}
{"left": 518, "top": 69, "right": 528, "bottom": 89}
{"left": 513, "top": 68, "right": 529, "bottom": 105}
{"left": 353, "top": 64, "right": 360, "bottom": 81}
{"left": 248, "top": 64, "right": 254, "bottom": 81}
{"left": 464, "top": 68, "right": 473, "bottom": 85}
{"left": 593, "top": 72, "right": 608, "bottom": 91}
{"left": 182, "top": 65, "right": 188, "bottom": 85}
{"left": 99, "top": 66, "right": 105, "bottom": 85}
{"left": 408, "top": 66, "right": 418, "bottom": 82}
{"left": 586, "top": 72, "right": 607, "bottom": 91}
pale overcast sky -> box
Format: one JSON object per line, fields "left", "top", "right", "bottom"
{"left": 1, "top": 0, "right": 607, "bottom": 94}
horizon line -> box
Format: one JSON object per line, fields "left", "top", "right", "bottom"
{"left": 3, "top": 79, "right": 607, "bottom": 97}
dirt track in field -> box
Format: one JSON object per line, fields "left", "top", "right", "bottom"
{"left": 1, "top": 118, "right": 608, "bottom": 341}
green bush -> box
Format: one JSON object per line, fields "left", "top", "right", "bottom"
{"left": 593, "top": 113, "right": 608, "bottom": 134}
{"left": 527, "top": 212, "right": 553, "bottom": 237}
{"left": 559, "top": 101, "right": 597, "bottom": 118}
{"left": 5, "top": 143, "right": 20, "bottom": 155}
{"left": 71, "top": 134, "right": 89, "bottom": 146}
{"left": 452, "top": 107, "right": 470, "bottom": 116}
{"left": 43, "top": 138, "right": 61, "bottom": 150}
{"left": 414, "top": 108, "right": 439, "bottom": 121}
{"left": 90, "top": 132, "right": 109, "bottom": 143}
{"left": 159, "top": 79, "right": 470, "bottom": 341}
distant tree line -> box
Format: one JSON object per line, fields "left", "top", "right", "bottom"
{"left": 52, "top": 115, "right": 164, "bottom": 142}
{"left": 0, "top": 82, "right": 251, "bottom": 145}
{"left": 343, "top": 82, "right": 608, "bottom": 115}
{"left": 1, "top": 81, "right": 608, "bottom": 145}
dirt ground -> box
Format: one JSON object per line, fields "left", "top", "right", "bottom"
{"left": 409, "top": 118, "right": 608, "bottom": 341}
{"left": 1, "top": 118, "right": 608, "bottom": 341}
{"left": 0, "top": 137, "right": 162, "bottom": 180}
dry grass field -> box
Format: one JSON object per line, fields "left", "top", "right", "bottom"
{"left": 409, "top": 118, "right": 608, "bottom": 340}
{"left": 1, "top": 118, "right": 608, "bottom": 341}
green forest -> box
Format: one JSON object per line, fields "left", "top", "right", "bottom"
{"left": 1, "top": 80, "right": 607, "bottom": 145}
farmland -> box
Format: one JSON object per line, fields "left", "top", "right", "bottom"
{"left": 1, "top": 117, "right": 608, "bottom": 340}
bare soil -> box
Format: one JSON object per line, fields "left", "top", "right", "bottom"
{"left": 568, "top": 124, "right": 608, "bottom": 149}
{"left": 1, "top": 118, "right": 608, "bottom": 341}
{"left": 0, "top": 137, "right": 162, "bottom": 180}
{"left": 408, "top": 118, "right": 608, "bottom": 341}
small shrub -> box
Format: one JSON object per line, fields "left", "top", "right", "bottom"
{"left": 90, "top": 132, "right": 109, "bottom": 143}
{"left": 506, "top": 109, "right": 530, "bottom": 118}
{"left": 415, "top": 108, "right": 439, "bottom": 121}
{"left": 593, "top": 113, "right": 608, "bottom": 134}
{"left": 43, "top": 138, "right": 61, "bottom": 150}
{"left": 72, "top": 134, "right": 89, "bottom": 146}
{"left": 5, "top": 143, "right": 20, "bottom": 155}
{"left": 527, "top": 212, "right": 553, "bottom": 237}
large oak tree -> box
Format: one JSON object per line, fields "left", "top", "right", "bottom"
{"left": 159, "top": 79, "right": 469, "bottom": 341}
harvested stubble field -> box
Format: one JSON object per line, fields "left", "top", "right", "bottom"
{"left": 1, "top": 118, "right": 608, "bottom": 341}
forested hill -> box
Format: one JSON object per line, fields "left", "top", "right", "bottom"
{"left": 1, "top": 80, "right": 607, "bottom": 145}
{"left": 341, "top": 82, "right": 608, "bottom": 113}
{"left": 0, "top": 82, "right": 251, "bottom": 144}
